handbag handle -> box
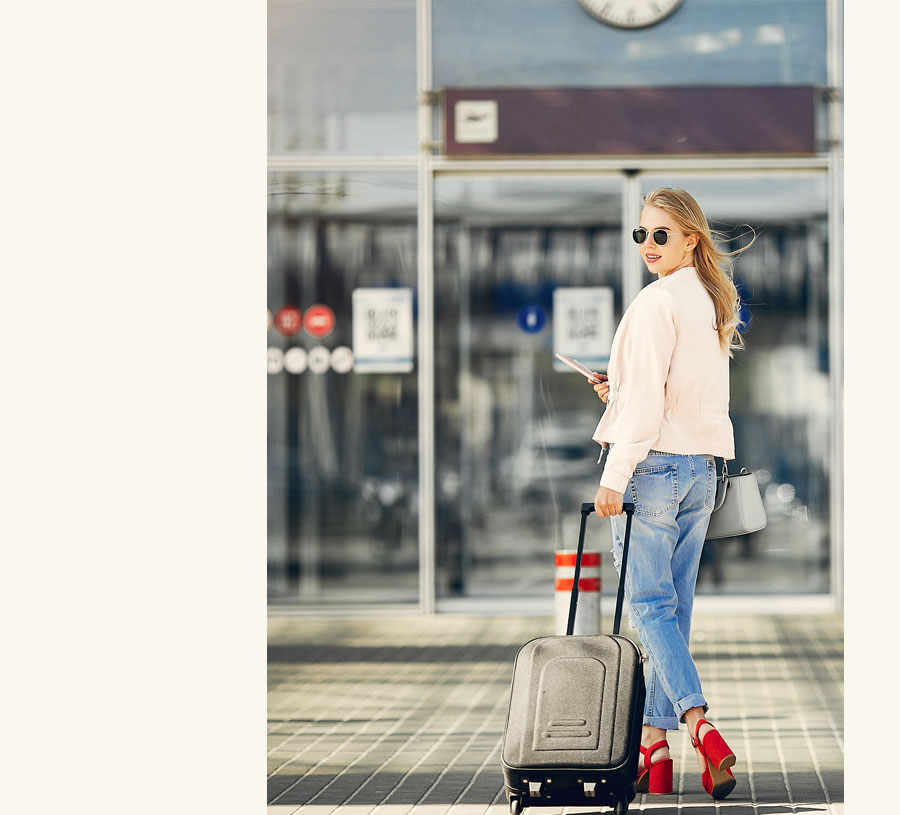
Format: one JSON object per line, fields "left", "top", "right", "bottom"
{"left": 712, "top": 458, "right": 755, "bottom": 514}
{"left": 713, "top": 456, "right": 729, "bottom": 512}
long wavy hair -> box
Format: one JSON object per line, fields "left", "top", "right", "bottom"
{"left": 642, "top": 187, "right": 754, "bottom": 355}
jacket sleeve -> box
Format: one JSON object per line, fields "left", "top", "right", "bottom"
{"left": 599, "top": 287, "right": 677, "bottom": 493}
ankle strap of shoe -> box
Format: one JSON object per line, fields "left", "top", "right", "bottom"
{"left": 641, "top": 739, "right": 669, "bottom": 758}
{"left": 690, "top": 718, "right": 712, "bottom": 747}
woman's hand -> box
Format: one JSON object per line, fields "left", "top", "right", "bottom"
{"left": 593, "top": 378, "right": 610, "bottom": 403}
{"left": 594, "top": 485, "right": 624, "bottom": 517}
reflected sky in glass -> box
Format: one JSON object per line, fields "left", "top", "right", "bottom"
{"left": 435, "top": 175, "right": 623, "bottom": 223}
{"left": 269, "top": 1, "right": 417, "bottom": 154}
{"left": 434, "top": 0, "right": 826, "bottom": 87}
{"left": 268, "top": 172, "right": 419, "bottom": 218}
{"left": 639, "top": 174, "right": 827, "bottom": 222}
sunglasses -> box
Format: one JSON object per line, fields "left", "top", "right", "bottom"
{"left": 632, "top": 228, "right": 685, "bottom": 246}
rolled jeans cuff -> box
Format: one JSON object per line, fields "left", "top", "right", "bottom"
{"left": 644, "top": 714, "right": 680, "bottom": 730}
{"left": 675, "top": 694, "right": 709, "bottom": 722}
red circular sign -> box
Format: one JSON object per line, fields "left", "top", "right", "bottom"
{"left": 304, "top": 304, "right": 335, "bottom": 338}
{"left": 274, "top": 306, "right": 302, "bottom": 336}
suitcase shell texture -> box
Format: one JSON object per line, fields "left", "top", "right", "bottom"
{"left": 501, "top": 634, "right": 644, "bottom": 811}
{"left": 501, "top": 502, "right": 645, "bottom": 813}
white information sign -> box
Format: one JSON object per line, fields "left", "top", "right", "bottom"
{"left": 552, "top": 287, "right": 614, "bottom": 372}
{"left": 283, "top": 347, "right": 308, "bottom": 374}
{"left": 307, "top": 346, "right": 331, "bottom": 374}
{"left": 330, "top": 346, "right": 354, "bottom": 374}
{"left": 352, "top": 288, "right": 414, "bottom": 373}
{"left": 454, "top": 100, "right": 498, "bottom": 143}
{"left": 267, "top": 347, "right": 284, "bottom": 375}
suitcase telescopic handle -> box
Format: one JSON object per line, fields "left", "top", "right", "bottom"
{"left": 567, "top": 502, "right": 636, "bottom": 637}
{"left": 579, "top": 502, "right": 636, "bottom": 514}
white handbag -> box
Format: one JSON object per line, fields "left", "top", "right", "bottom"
{"left": 706, "top": 459, "right": 768, "bottom": 540}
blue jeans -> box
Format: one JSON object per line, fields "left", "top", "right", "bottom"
{"left": 609, "top": 451, "right": 717, "bottom": 730}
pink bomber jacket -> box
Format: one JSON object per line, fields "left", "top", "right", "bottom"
{"left": 592, "top": 265, "right": 735, "bottom": 494}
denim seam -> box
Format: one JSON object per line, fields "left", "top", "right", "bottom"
{"left": 645, "top": 714, "right": 680, "bottom": 730}
{"left": 705, "top": 459, "right": 715, "bottom": 509}
{"left": 632, "top": 609, "right": 705, "bottom": 725}
{"left": 629, "top": 464, "right": 678, "bottom": 516}
{"left": 633, "top": 464, "right": 673, "bottom": 475}
{"left": 674, "top": 694, "right": 709, "bottom": 721}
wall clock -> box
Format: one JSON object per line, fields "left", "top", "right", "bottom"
{"left": 578, "top": 0, "right": 684, "bottom": 29}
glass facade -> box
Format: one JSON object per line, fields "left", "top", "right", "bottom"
{"left": 268, "top": 1, "right": 417, "bottom": 154}
{"left": 639, "top": 175, "right": 832, "bottom": 593}
{"left": 433, "top": 176, "right": 624, "bottom": 598}
{"left": 433, "top": 0, "right": 827, "bottom": 87}
{"left": 268, "top": 1, "right": 842, "bottom": 608}
{"left": 268, "top": 172, "right": 419, "bottom": 603}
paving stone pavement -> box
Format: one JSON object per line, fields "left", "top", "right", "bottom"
{"left": 267, "top": 613, "right": 843, "bottom": 815}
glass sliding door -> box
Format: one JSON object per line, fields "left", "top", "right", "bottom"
{"left": 268, "top": 171, "right": 419, "bottom": 605}
{"left": 266, "top": 168, "right": 833, "bottom": 606}
{"left": 640, "top": 174, "right": 831, "bottom": 594}
{"left": 431, "top": 171, "right": 833, "bottom": 604}
{"left": 433, "top": 175, "right": 623, "bottom": 599}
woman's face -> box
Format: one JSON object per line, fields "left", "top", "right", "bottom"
{"left": 637, "top": 204, "right": 697, "bottom": 278}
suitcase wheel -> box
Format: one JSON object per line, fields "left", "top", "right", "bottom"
{"left": 506, "top": 792, "right": 524, "bottom": 815}
{"left": 614, "top": 799, "right": 628, "bottom": 815}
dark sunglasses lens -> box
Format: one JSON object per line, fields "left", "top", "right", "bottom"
{"left": 632, "top": 228, "right": 647, "bottom": 244}
{"left": 653, "top": 229, "right": 669, "bottom": 246}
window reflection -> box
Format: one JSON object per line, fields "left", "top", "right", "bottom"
{"left": 641, "top": 175, "right": 829, "bottom": 593}
{"left": 268, "top": 172, "right": 419, "bottom": 604}
{"left": 434, "top": 1, "right": 826, "bottom": 88}
{"left": 431, "top": 174, "right": 831, "bottom": 600}
{"left": 268, "top": 1, "right": 417, "bottom": 154}
{"left": 434, "top": 177, "right": 623, "bottom": 597}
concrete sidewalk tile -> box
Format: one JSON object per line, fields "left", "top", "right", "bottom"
{"left": 268, "top": 614, "right": 843, "bottom": 812}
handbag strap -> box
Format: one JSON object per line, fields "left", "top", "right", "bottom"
{"left": 712, "top": 456, "right": 729, "bottom": 512}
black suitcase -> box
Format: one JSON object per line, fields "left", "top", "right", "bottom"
{"left": 501, "top": 502, "right": 645, "bottom": 815}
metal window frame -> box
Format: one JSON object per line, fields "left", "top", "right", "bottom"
{"left": 826, "top": 0, "right": 844, "bottom": 612}
{"left": 417, "top": 0, "right": 437, "bottom": 613}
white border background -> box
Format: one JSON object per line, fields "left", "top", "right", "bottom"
{"left": 843, "top": 3, "right": 888, "bottom": 813}
{"left": 1, "top": 1, "right": 261, "bottom": 811}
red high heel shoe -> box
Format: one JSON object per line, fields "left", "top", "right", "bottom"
{"left": 634, "top": 740, "right": 673, "bottom": 794}
{"left": 691, "top": 719, "right": 736, "bottom": 800}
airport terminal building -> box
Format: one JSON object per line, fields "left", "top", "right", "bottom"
{"left": 267, "top": 0, "right": 843, "bottom": 613}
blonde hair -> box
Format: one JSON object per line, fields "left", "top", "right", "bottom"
{"left": 641, "top": 187, "right": 754, "bottom": 355}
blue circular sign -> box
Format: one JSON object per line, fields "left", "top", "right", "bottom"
{"left": 517, "top": 304, "right": 547, "bottom": 333}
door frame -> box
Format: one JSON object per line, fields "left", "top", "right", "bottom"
{"left": 421, "top": 158, "right": 841, "bottom": 614}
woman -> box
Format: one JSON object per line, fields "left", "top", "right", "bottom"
{"left": 591, "top": 188, "right": 749, "bottom": 800}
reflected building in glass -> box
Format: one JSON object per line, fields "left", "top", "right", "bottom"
{"left": 268, "top": 0, "right": 843, "bottom": 611}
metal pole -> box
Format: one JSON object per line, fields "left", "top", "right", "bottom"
{"left": 826, "top": 0, "right": 844, "bottom": 613}
{"left": 457, "top": 224, "right": 473, "bottom": 595}
{"left": 267, "top": 156, "right": 829, "bottom": 174}
{"left": 432, "top": 157, "right": 829, "bottom": 174}
{"left": 417, "top": 0, "right": 436, "bottom": 614}
{"left": 622, "top": 173, "right": 643, "bottom": 310}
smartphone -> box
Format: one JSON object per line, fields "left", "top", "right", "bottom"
{"left": 554, "top": 353, "right": 608, "bottom": 384}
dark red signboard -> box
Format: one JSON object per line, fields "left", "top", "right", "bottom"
{"left": 274, "top": 306, "right": 302, "bottom": 337}
{"left": 443, "top": 86, "right": 817, "bottom": 157}
{"left": 304, "top": 304, "right": 335, "bottom": 338}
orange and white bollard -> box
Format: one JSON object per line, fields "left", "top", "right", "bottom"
{"left": 554, "top": 550, "right": 601, "bottom": 635}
